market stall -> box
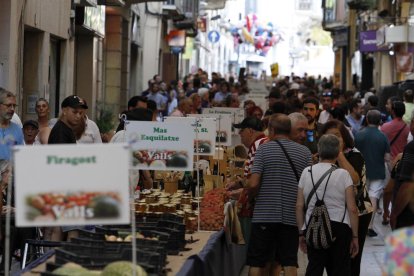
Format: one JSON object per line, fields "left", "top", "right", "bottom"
{"left": 12, "top": 110, "right": 248, "bottom": 275}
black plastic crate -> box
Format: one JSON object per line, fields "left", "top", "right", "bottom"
{"left": 42, "top": 261, "right": 157, "bottom": 275}
{"left": 55, "top": 248, "right": 159, "bottom": 274}
{"left": 65, "top": 239, "right": 167, "bottom": 269}
{"left": 77, "top": 229, "right": 105, "bottom": 240}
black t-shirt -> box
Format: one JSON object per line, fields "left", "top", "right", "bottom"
{"left": 48, "top": 120, "right": 76, "bottom": 144}
{"left": 391, "top": 141, "right": 414, "bottom": 228}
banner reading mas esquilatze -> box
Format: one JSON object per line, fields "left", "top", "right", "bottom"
{"left": 164, "top": 116, "right": 217, "bottom": 156}
{"left": 126, "top": 121, "right": 195, "bottom": 171}
{"left": 14, "top": 144, "right": 130, "bottom": 227}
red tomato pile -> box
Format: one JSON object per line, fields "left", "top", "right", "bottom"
{"left": 200, "top": 188, "right": 228, "bottom": 231}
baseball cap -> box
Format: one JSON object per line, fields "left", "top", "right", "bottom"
{"left": 61, "top": 95, "right": 88, "bottom": 109}
{"left": 233, "top": 117, "right": 264, "bottom": 131}
{"left": 23, "top": 120, "right": 39, "bottom": 129}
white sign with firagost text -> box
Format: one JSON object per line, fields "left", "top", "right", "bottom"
{"left": 14, "top": 144, "right": 131, "bottom": 227}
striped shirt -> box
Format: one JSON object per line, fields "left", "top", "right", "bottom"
{"left": 251, "top": 139, "right": 312, "bottom": 226}
{"left": 244, "top": 134, "right": 269, "bottom": 177}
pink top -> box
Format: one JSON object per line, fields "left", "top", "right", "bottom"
{"left": 380, "top": 118, "right": 409, "bottom": 159}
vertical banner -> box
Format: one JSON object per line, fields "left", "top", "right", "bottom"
{"left": 191, "top": 114, "right": 232, "bottom": 146}
{"left": 126, "top": 121, "right": 195, "bottom": 171}
{"left": 14, "top": 144, "right": 131, "bottom": 227}
{"left": 164, "top": 117, "right": 217, "bottom": 156}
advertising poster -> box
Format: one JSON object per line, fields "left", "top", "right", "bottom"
{"left": 126, "top": 121, "right": 194, "bottom": 171}
{"left": 164, "top": 116, "right": 217, "bottom": 156}
{"left": 14, "top": 144, "right": 130, "bottom": 227}
{"left": 191, "top": 114, "right": 232, "bottom": 146}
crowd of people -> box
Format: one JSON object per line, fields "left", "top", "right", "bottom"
{"left": 0, "top": 68, "right": 413, "bottom": 274}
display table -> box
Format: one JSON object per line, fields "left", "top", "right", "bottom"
{"left": 177, "top": 229, "right": 247, "bottom": 276}
{"left": 21, "top": 229, "right": 246, "bottom": 276}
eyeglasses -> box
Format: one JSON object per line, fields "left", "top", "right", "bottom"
{"left": 322, "top": 92, "right": 333, "bottom": 97}
{"left": 1, "top": 103, "right": 18, "bottom": 109}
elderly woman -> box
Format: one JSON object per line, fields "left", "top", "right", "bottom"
{"left": 296, "top": 134, "right": 359, "bottom": 276}
{"left": 320, "top": 120, "right": 372, "bottom": 276}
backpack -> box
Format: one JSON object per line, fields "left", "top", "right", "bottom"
{"left": 305, "top": 165, "right": 336, "bottom": 250}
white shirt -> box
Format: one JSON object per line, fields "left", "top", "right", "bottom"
{"left": 77, "top": 118, "right": 102, "bottom": 144}
{"left": 299, "top": 163, "right": 353, "bottom": 229}
{"left": 11, "top": 113, "right": 22, "bottom": 128}
{"left": 318, "top": 110, "right": 331, "bottom": 124}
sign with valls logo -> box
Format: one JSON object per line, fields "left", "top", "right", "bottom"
{"left": 126, "top": 121, "right": 195, "bottom": 171}
{"left": 14, "top": 144, "right": 130, "bottom": 227}
{"left": 164, "top": 117, "right": 217, "bottom": 156}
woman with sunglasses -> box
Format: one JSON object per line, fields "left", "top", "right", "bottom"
{"left": 320, "top": 120, "right": 372, "bottom": 276}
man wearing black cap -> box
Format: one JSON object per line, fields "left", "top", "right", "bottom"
{"left": 48, "top": 95, "right": 88, "bottom": 144}
{"left": 23, "top": 120, "right": 39, "bottom": 145}
{"left": 47, "top": 95, "right": 89, "bottom": 241}
{"left": 226, "top": 117, "right": 268, "bottom": 248}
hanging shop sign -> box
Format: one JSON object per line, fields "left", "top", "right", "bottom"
{"left": 164, "top": 117, "right": 217, "bottom": 156}
{"left": 359, "top": 31, "right": 378, "bottom": 52}
{"left": 396, "top": 52, "right": 413, "bottom": 73}
{"left": 14, "top": 144, "right": 130, "bottom": 227}
{"left": 167, "top": 30, "right": 186, "bottom": 47}
{"left": 76, "top": 5, "right": 105, "bottom": 37}
{"left": 197, "top": 17, "right": 207, "bottom": 32}
{"left": 332, "top": 28, "right": 349, "bottom": 48}
{"left": 360, "top": 30, "right": 389, "bottom": 52}
{"left": 126, "top": 121, "right": 194, "bottom": 171}
{"left": 191, "top": 113, "right": 232, "bottom": 146}
{"left": 183, "top": 37, "right": 194, "bottom": 60}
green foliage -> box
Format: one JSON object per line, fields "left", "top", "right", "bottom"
{"left": 96, "top": 104, "right": 115, "bottom": 134}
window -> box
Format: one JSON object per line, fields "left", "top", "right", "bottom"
{"left": 297, "top": 0, "right": 312, "bottom": 11}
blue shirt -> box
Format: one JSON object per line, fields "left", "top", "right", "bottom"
{"left": 213, "top": 91, "right": 230, "bottom": 103}
{"left": 0, "top": 122, "right": 24, "bottom": 160}
{"left": 355, "top": 126, "right": 390, "bottom": 180}
{"left": 346, "top": 114, "right": 365, "bottom": 137}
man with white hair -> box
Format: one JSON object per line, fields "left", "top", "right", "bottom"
{"left": 0, "top": 88, "right": 24, "bottom": 160}
{"left": 288, "top": 112, "right": 308, "bottom": 145}
{"left": 198, "top": 88, "right": 210, "bottom": 108}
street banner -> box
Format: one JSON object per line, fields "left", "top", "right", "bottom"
{"left": 14, "top": 144, "right": 130, "bottom": 227}
{"left": 126, "top": 121, "right": 194, "bottom": 171}
{"left": 164, "top": 116, "right": 217, "bottom": 156}
{"left": 191, "top": 113, "right": 232, "bottom": 146}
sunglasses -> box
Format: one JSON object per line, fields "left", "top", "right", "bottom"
{"left": 322, "top": 92, "right": 333, "bottom": 97}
